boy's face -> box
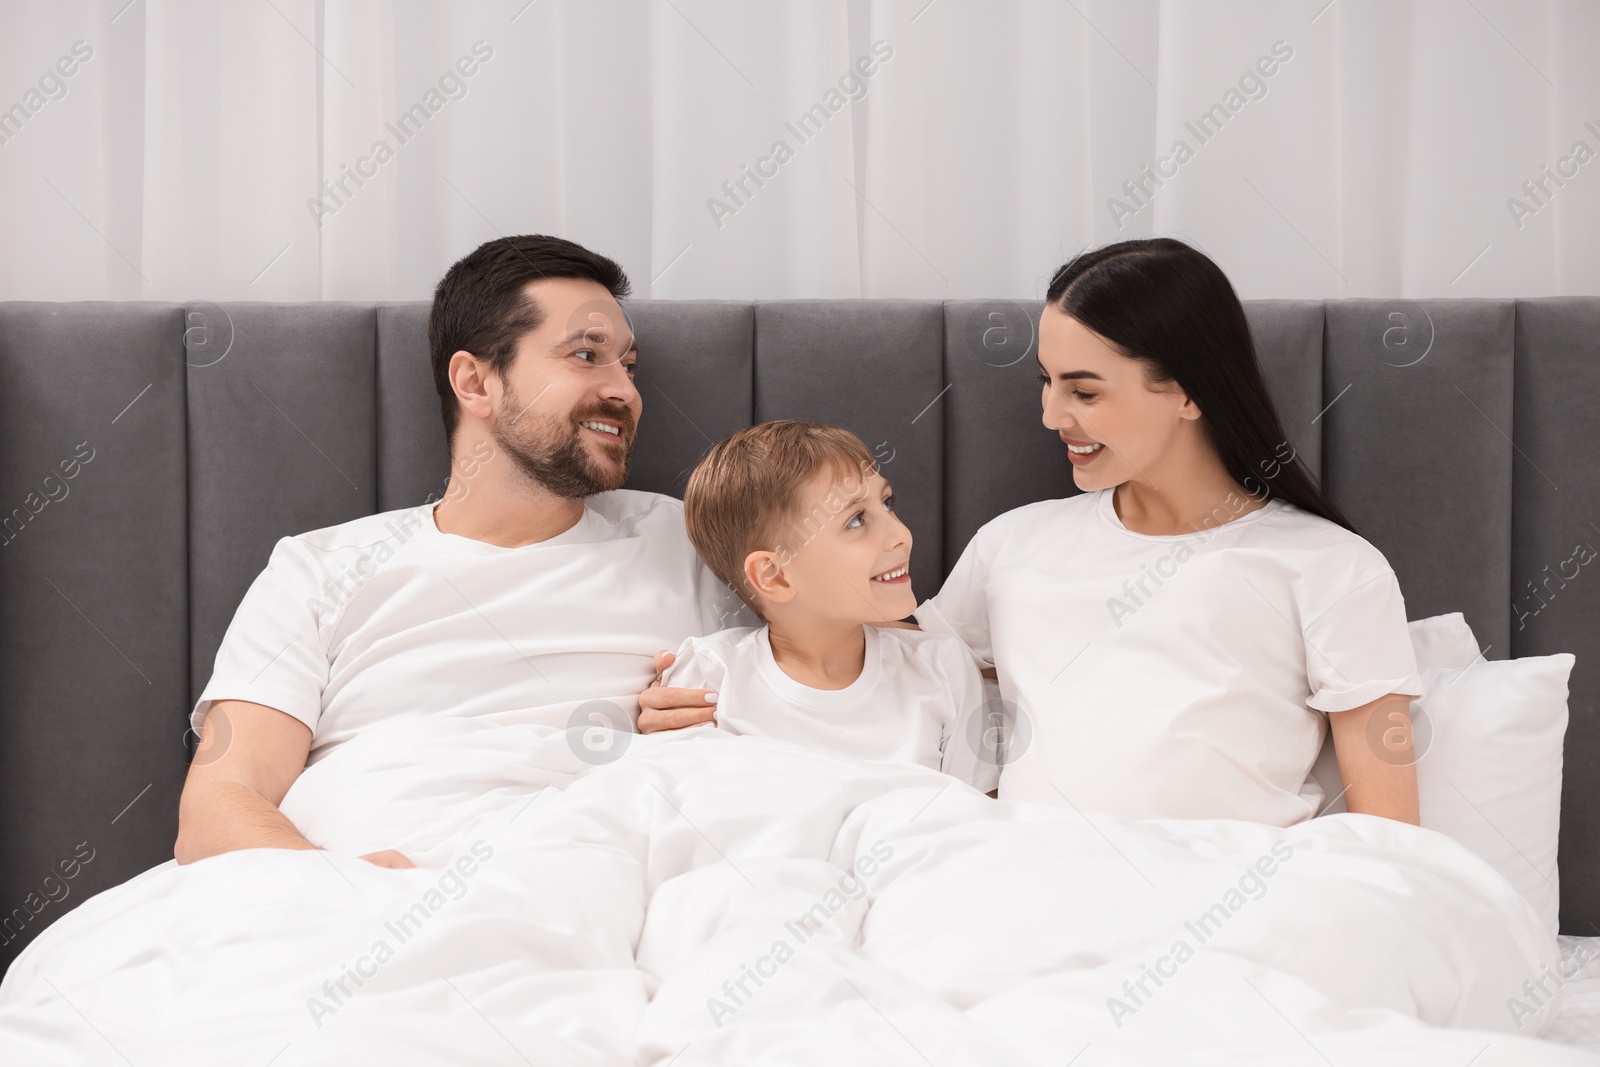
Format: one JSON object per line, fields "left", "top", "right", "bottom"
{"left": 757, "top": 466, "right": 916, "bottom": 624}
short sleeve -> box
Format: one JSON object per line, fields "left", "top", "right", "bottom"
{"left": 1303, "top": 567, "right": 1422, "bottom": 713}
{"left": 914, "top": 520, "right": 1000, "bottom": 669}
{"left": 932, "top": 639, "right": 1000, "bottom": 793}
{"left": 191, "top": 537, "right": 331, "bottom": 735}
{"left": 659, "top": 634, "right": 729, "bottom": 695}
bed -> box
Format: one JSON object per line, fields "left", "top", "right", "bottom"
{"left": 0, "top": 296, "right": 1595, "bottom": 1062}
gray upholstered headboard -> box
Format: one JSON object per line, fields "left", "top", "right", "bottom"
{"left": 0, "top": 297, "right": 1594, "bottom": 971}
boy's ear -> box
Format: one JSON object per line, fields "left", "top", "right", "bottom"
{"left": 742, "top": 549, "right": 795, "bottom": 606}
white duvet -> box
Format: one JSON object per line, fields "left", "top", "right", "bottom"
{"left": 0, "top": 714, "right": 1591, "bottom": 1065}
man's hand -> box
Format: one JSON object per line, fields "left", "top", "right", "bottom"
{"left": 636, "top": 650, "right": 718, "bottom": 733}
{"left": 359, "top": 849, "right": 416, "bottom": 869}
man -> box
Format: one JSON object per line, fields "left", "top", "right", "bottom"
{"left": 175, "top": 235, "right": 746, "bottom": 869}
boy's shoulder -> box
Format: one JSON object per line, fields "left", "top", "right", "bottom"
{"left": 663, "top": 625, "right": 763, "bottom": 688}
{"left": 682, "top": 624, "right": 764, "bottom": 658}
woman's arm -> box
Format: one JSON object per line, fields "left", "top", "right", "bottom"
{"left": 1327, "top": 693, "right": 1420, "bottom": 825}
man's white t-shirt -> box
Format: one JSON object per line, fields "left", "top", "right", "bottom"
{"left": 661, "top": 624, "right": 1000, "bottom": 793}
{"left": 193, "top": 490, "right": 751, "bottom": 763}
{"left": 915, "top": 488, "right": 1422, "bottom": 826}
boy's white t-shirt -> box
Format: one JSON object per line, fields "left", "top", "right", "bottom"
{"left": 661, "top": 624, "right": 1000, "bottom": 792}
{"left": 915, "top": 488, "right": 1421, "bottom": 826}
{"left": 193, "top": 490, "right": 751, "bottom": 763}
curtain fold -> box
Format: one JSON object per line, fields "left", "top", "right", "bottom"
{"left": 0, "top": 0, "right": 1594, "bottom": 301}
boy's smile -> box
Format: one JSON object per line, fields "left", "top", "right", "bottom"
{"left": 870, "top": 561, "right": 910, "bottom": 584}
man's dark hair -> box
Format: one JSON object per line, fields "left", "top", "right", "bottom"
{"left": 427, "top": 235, "right": 631, "bottom": 442}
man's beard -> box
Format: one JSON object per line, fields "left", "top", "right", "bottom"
{"left": 493, "top": 386, "right": 635, "bottom": 500}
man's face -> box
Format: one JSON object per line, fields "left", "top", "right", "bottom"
{"left": 492, "top": 278, "right": 642, "bottom": 499}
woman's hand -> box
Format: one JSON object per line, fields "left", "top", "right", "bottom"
{"left": 359, "top": 849, "right": 415, "bottom": 869}
{"left": 636, "top": 650, "right": 719, "bottom": 732}
{"left": 1328, "top": 693, "right": 1421, "bottom": 825}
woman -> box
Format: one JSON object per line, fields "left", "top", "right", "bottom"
{"left": 642, "top": 238, "right": 1421, "bottom": 827}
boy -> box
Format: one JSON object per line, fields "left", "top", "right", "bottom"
{"left": 661, "top": 420, "right": 998, "bottom": 793}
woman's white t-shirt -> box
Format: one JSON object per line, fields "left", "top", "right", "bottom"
{"left": 915, "top": 488, "right": 1421, "bottom": 826}
{"left": 662, "top": 624, "right": 999, "bottom": 792}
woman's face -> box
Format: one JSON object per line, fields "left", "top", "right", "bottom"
{"left": 1037, "top": 305, "right": 1199, "bottom": 493}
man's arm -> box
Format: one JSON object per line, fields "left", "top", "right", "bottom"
{"left": 175, "top": 700, "right": 413, "bottom": 868}
{"left": 175, "top": 700, "right": 317, "bottom": 863}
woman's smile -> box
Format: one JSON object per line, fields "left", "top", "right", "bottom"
{"left": 1061, "top": 433, "right": 1106, "bottom": 465}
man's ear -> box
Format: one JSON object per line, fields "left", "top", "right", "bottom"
{"left": 449, "top": 350, "right": 496, "bottom": 422}
{"left": 743, "top": 549, "right": 795, "bottom": 606}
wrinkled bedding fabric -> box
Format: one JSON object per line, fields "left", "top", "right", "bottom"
{"left": 0, "top": 719, "right": 1587, "bottom": 1065}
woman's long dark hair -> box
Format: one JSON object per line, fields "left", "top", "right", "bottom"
{"left": 1044, "top": 237, "right": 1355, "bottom": 534}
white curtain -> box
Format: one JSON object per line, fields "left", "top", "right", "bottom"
{"left": 1, "top": 0, "right": 1595, "bottom": 302}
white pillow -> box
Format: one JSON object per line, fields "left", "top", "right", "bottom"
{"left": 1305, "top": 612, "right": 1572, "bottom": 934}
{"left": 1414, "top": 654, "right": 1572, "bottom": 934}
{"left": 1409, "top": 611, "right": 1487, "bottom": 671}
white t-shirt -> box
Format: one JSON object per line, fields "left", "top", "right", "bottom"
{"left": 194, "top": 490, "right": 752, "bottom": 763}
{"left": 915, "top": 488, "right": 1421, "bottom": 826}
{"left": 661, "top": 624, "right": 1000, "bottom": 793}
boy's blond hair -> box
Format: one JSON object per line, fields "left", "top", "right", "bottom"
{"left": 684, "top": 420, "right": 879, "bottom": 618}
